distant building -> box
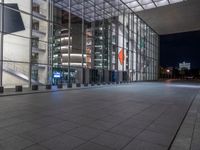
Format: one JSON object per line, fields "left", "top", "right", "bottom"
{"left": 179, "top": 62, "right": 191, "bottom": 70}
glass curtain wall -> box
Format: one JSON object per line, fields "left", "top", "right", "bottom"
{"left": 0, "top": 0, "right": 53, "bottom": 88}
{"left": 0, "top": 0, "right": 159, "bottom": 88}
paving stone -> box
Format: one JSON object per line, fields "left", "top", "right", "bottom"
{"left": 19, "top": 127, "right": 61, "bottom": 143}
{"left": 0, "top": 129, "right": 14, "bottom": 140}
{"left": 91, "top": 132, "right": 131, "bottom": 150}
{"left": 0, "top": 118, "right": 23, "bottom": 128}
{"left": 40, "top": 134, "right": 86, "bottom": 150}
{"left": 136, "top": 130, "right": 173, "bottom": 146}
{"left": 191, "top": 141, "right": 200, "bottom": 150}
{"left": 170, "top": 145, "right": 189, "bottom": 150}
{"left": 29, "top": 116, "right": 63, "bottom": 127}
{"left": 24, "top": 144, "right": 48, "bottom": 150}
{"left": 119, "top": 119, "right": 151, "bottom": 129}
{"left": 66, "top": 116, "right": 97, "bottom": 126}
{"left": 86, "top": 120, "right": 118, "bottom": 131}
{"left": 0, "top": 136, "right": 34, "bottom": 150}
{"left": 123, "top": 139, "right": 167, "bottom": 150}
{"left": 172, "top": 135, "right": 191, "bottom": 150}
{"left": 110, "top": 124, "right": 143, "bottom": 138}
{"left": 4, "top": 122, "right": 42, "bottom": 134}
{"left": 48, "top": 121, "right": 80, "bottom": 133}
{"left": 147, "top": 122, "right": 177, "bottom": 136}
{"left": 67, "top": 126, "right": 103, "bottom": 140}
{"left": 74, "top": 142, "right": 112, "bottom": 150}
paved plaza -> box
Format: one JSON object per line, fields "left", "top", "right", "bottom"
{"left": 0, "top": 81, "right": 199, "bottom": 150}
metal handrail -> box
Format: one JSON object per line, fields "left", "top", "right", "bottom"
{"left": 3, "top": 57, "right": 29, "bottom": 77}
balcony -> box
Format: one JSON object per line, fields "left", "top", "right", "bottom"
{"left": 32, "top": 24, "right": 46, "bottom": 37}
{"left": 32, "top": 3, "right": 47, "bottom": 19}
{"left": 32, "top": 47, "right": 46, "bottom": 53}
{"left": 33, "top": 0, "right": 46, "bottom": 5}
{"left": 32, "top": 40, "right": 46, "bottom": 53}
{"left": 32, "top": 63, "right": 46, "bottom": 69}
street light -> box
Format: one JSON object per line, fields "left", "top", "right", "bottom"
{"left": 166, "top": 69, "right": 170, "bottom": 73}
{"left": 166, "top": 69, "right": 171, "bottom": 78}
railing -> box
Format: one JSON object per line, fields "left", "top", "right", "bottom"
{"left": 32, "top": 7, "right": 47, "bottom": 19}
{"left": 32, "top": 25, "right": 47, "bottom": 34}
{"left": 3, "top": 57, "right": 29, "bottom": 80}
{"left": 32, "top": 40, "right": 47, "bottom": 51}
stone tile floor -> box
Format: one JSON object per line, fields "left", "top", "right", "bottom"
{"left": 170, "top": 88, "right": 200, "bottom": 150}
{"left": 0, "top": 80, "right": 199, "bottom": 150}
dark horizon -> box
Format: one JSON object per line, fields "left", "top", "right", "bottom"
{"left": 160, "top": 30, "right": 200, "bottom": 69}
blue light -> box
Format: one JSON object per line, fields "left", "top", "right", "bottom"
{"left": 53, "top": 72, "right": 61, "bottom": 78}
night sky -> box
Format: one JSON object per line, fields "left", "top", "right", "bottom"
{"left": 160, "top": 31, "right": 200, "bottom": 69}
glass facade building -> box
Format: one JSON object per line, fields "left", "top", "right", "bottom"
{"left": 0, "top": 0, "right": 159, "bottom": 88}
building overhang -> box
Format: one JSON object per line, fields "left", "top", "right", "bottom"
{"left": 136, "top": 0, "right": 200, "bottom": 35}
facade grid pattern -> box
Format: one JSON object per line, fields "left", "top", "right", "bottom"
{"left": 0, "top": 0, "right": 159, "bottom": 88}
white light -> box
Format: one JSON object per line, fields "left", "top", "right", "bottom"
{"left": 155, "top": 0, "right": 169, "bottom": 7}
{"left": 169, "top": 0, "right": 184, "bottom": 4}
{"left": 133, "top": 6, "right": 143, "bottom": 12}
{"left": 127, "top": 1, "right": 140, "bottom": 8}
{"left": 60, "top": 37, "right": 72, "bottom": 41}
{"left": 167, "top": 84, "right": 200, "bottom": 89}
{"left": 138, "top": 0, "right": 152, "bottom": 5}
{"left": 143, "top": 3, "right": 156, "bottom": 9}
{"left": 62, "top": 54, "right": 86, "bottom": 57}
{"left": 62, "top": 63, "right": 86, "bottom": 66}
{"left": 61, "top": 46, "right": 72, "bottom": 49}
{"left": 128, "top": 0, "right": 186, "bottom": 12}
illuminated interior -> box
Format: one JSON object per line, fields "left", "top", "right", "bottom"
{"left": 0, "top": 0, "right": 160, "bottom": 88}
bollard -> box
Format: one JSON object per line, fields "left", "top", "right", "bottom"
{"left": 32, "top": 85, "right": 38, "bottom": 91}
{"left": 16, "top": 85, "right": 23, "bottom": 92}
{"left": 76, "top": 83, "right": 81, "bottom": 87}
{"left": 67, "top": 83, "right": 72, "bottom": 88}
{"left": 0, "top": 86, "right": 4, "bottom": 93}
{"left": 84, "top": 83, "right": 88, "bottom": 87}
{"left": 46, "top": 84, "right": 51, "bottom": 90}
{"left": 57, "top": 84, "right": 63, "bottom": 89}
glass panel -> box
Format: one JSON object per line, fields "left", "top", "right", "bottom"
{"left": 155, "top": 0, "right": 169, "bottom": 7}
{"left": 143, "top": 3, "right": 156, "bottom": 9}
{"left": 138, "top": 0, "right": 153, "bottom": 5}
{"left": 3, "top": 6, "right": 31, "bottom": 37}
{"left": 3, "top": 61, "right": 30, "bottom": 88}
{"left": 3, "top": 34, "right": 30, "bottom": 62}
{"left": 4, "top": 0, "right": 31, "bottom": 13}
{"left": 0, "top": 0, "right": 160, "bottom": 87}
{"left": 52, "top": 0, "right": 70, "bottom": 85}
{"left": 169, "top": 0, "right": 184, "bottom": 4}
